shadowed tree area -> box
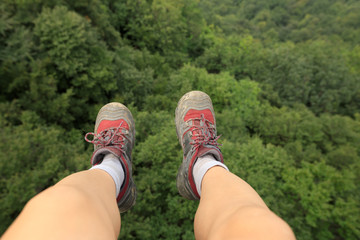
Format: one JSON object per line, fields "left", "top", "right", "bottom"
{"left": 0, "top": 0, "right": 359, "bottom": 239}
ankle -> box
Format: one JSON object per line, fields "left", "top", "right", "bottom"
{"left": 90, "top": 153, "right": 125, "bottom": 197}
{"left": 193, "top": 154, "right": 229, "bottom": 196}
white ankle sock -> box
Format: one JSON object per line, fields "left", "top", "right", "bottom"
{"left": 193, "top": 154, "right": 229, "bottom": 196}
{"left": 90, "top": 153, "right": 125, "bottom": 197}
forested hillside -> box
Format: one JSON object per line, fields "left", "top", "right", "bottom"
{"left": 1, "top": 0, "right": 359, "bottom": 239}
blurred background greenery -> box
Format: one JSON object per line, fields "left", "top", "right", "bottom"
{"left": 0, "top": 0, "right": 359, "bottom": 239}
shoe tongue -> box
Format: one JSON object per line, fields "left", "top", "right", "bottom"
{"left": 193, "top": 119, "right": 201, "bottom": 126}
{"left": 190, "top": 119, "right": 206, "bottom": 140}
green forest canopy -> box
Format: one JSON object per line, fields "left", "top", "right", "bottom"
{"left": 0, "top": 0, "right": 359, "bottom": 239}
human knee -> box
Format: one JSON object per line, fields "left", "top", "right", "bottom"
{"left": 210, "top": 206, "right": 295, "bottom": 240}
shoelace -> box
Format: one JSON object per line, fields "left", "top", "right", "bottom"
{"left": 85, "top": 122, "right": 129, "bottom": 154}
{"left": 184, "top": 114, "right": 221, "bottom": 149}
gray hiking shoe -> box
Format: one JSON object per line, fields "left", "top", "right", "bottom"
{"left": 85, "top": 102, "right": 136, "bottom": 212}
{"left": 175, "top": 91, "right": 223, "bottom": 200}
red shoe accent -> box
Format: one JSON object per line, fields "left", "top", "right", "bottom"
{"left": 187, "top": 149, "right": 200, "bottom": 198}
{"left": 184, "top": 109, "right": 214, "bottom": 123}
{"left": 117, "top": 155, "right": 130, "bottom": 202}
{"left": 97, "top": 119, "right": 129, "bottom": 134}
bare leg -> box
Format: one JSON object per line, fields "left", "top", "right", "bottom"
{"left": 194, "top": 167, "right": 296, "bottom": 240}
{"left": 2, "top": 102, "right": 137, "bottom": 240}
{"left": 2, "top": 169, "right": 120, "bottom": 240}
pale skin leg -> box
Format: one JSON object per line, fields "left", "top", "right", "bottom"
{"left": 2, "top": 166, "right": 296, "bottom": 240}
{"left": 194, "top": 166, "right": 296, "bottom": 240}
{"left": 2, "top": 169, "right": 120, "bottom": 240}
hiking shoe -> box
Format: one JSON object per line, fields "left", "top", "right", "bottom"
{"left": 85, "top": 102, "right": 136, "bottom": 212}
{"left": 175, "top": 91, "right": 223, "bottom": 200}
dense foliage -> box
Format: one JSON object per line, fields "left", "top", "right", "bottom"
{"left": 1, "top": 0, "right": 359, "bottom": 239}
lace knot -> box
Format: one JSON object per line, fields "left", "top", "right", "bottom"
{"left": 185, "top": 114, "right": 221, "bottom": 149}
{"left": 85, "top": 122, "right": 129, "bottom": 153}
